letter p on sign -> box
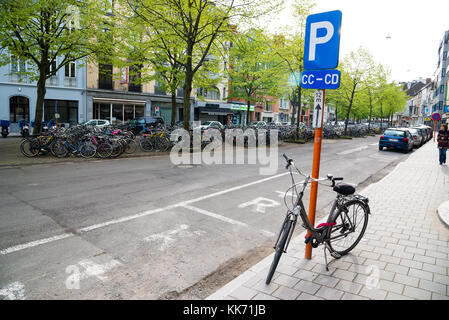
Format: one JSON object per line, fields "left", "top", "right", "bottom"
{"left": 304, "top": 10, "right": 342, "bottom": 70}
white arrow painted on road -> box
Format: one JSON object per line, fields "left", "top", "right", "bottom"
{"left": 238, "top": 197, "right": 280, "bottom": 213}
{"left": 144, "top": 224, "right": 206, "bottom": 252}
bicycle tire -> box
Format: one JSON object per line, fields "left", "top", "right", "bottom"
{"left": 124, "top": 139, "right": 137, "bottom": 154}
{"left": 20, "top": 138, "right": 39, "bottom": 157}
{"left": 266, "top": 218, "right": 294, "bottom": 285}
{"left": 326, "top": 199, "right": 369, "bottom": 256}
{"left": 96, "top": 143, "right": 113, "bottom": 158}
{"left": 139, "top": 138, "right": 154, "bottom": 151}
{"left": 80, "top": 143, "right": 96, "bottom": 158}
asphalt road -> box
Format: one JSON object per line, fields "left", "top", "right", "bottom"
{"left": 0, "top": 136, "right": 412, "bottom": 299}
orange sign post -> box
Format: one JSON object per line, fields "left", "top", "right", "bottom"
{"left": 305, "top": 89, "right": 326, "bottom": 260}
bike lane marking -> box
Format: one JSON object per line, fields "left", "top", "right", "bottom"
{"left": 0, "top": 172, "right": 290, "bottom": 256}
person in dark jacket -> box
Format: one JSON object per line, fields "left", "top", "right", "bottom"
{"left": 437, "top": 123, "right": 449, "bottom": 165}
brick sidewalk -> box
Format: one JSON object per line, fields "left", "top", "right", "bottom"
{"left": 208, "top": 140, "right": 449, "bottom": 300}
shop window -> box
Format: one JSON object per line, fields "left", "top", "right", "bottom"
{"left": 9, "top": 96, "right": 30, "bottom": 123}
{"left": 44, "top": 100, "right": 78, "bottom": 125}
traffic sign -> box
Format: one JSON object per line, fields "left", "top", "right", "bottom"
{"left": 432, "top": 113, "right": 441, "bottom": 121}
{"left": 304, "top": 10, "right": 342, "bottom": 70}
{"left": 313, "top": 90, "right": 324, "bottom": 128}
{"left": 301, "top": 69, "right": 341, "bottom": 90}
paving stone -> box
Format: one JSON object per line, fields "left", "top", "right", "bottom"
{"left": 294, "top": 280, "right": 321, "bottom": 295}
{"left": 272, "top": 286, "right": 301, "bottom": 300}
{"left": 431, "top": 293, "right": 449, "bottom": 300}
{"left": 315, "top": 286, "right": 344, "bottom": 300}
{"left": 393, "top": 274, "right": 419, "bottom": 287}
{"left": 252, "top": 293, "right": 280, "bottom": 300}
{"left": 403, "top": 286, "right": 432, "bottom": 300}
{"left": 335, "top": 279, "right": 363, "bottom": 295}
{"left": 230, "top": 286, "right": 258, "bottom": 300}
{"left": 379, "top": 279, "right": 404, "bottom": 295}
{"left": 359, "top": 287, "right": 388, "bottom": 300}
{"left": 332, "top": 269, "right": 357, "bottom": 282}
{"left": 399, "top": 259, "right": 423, "bottom": 270}
{"left": 296, "top": 292, "right": 324, "bottom": 300}
{"left": 252, "top": 279, "right": 280, "bottom": 295}
{"left": 408, "top": 268, "right": 433, "bottom": 281}
{"left": 433, "top": 274, "right": 449, "bottom": 285}
{"left": 313, "top": 274, "right": 340, "bottom": 288}
{"left": 385, "top": 263, "right": 409, "bottom": 275}
{"left": 272, "top": 274, "right": 300, "bottom": 289}
{"left": 292, "top": 269, "right": 318, "bottom": 282}
{"left": 418, "top": 279, "right": 447, "bottom": 295}
{"left": 386, "top": 292, "right": 414, "bottom": 300}
{"left": 341, "top": 293, "right": 369, "bottom": 300}
{"left": 379, "top": 255, "right": 401, "bottom": 265}
{"left": 413, "top": 254, "right": 436, "bottom": 265}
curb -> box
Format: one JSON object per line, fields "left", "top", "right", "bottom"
{"left": 437, "top": 200, "right": 449, "bottom": 229}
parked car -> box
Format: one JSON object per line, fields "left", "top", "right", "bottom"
{"left": 126, "top": 117, "right": 165, "bottom": 135}
{"left": 82, "top": 119, "right": 110, "bottom": 128}
{"left": 249, "top": 121, "right": 267, "bottom": 128}
{"left": 199, "top": 121, "right": 224, "bottom": 131}
{"left": 414, "top": 125, "right": 432, "bottom": 142}
{"left": 405, "top": 127, "right": 424, "bottom": 148}
{"left": 379, "top": 128, "right": 414, "bottom": 153}
{"left": 411, "top": 127, "right": 428, "bottom": 145}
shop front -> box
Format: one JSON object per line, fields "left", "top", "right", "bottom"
{"left": 92, "top": 98, "right": 146, "bottom": 124}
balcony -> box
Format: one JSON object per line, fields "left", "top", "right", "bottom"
{"left": 46, "top": 76, "right": 58, "bottom": 86}
{"left": 64, "top": 77, "right": 77, "bottom": 88}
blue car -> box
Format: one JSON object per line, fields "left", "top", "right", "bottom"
{"left": 379, "top": 128, "right": 414, "bottom": 153}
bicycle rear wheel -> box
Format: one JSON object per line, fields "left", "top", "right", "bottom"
{"left": 266, "top": 217, "right": 294, "bottom": 285}
{"left": 326, "top": 200, "right": 369, "bottom": 256}
{"left": 20, "top": 138, "right": 39, "bottom": 157}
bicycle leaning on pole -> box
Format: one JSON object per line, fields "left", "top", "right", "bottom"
{"left": 266, "top": 154, "right": 371, "bottom": 284}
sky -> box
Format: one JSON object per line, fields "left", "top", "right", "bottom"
{"left": 269, "top": 0, "right": 449, "bottom": 83}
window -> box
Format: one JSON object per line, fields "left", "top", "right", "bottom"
{"left": 44, "top": 100, "right": 78, "bottom": 126}
{"left": 265, "top": 101, "right": 272, "bottom": 112}
{"left": 9, "top": 96, "right": 30, "bottom": 123}
{"left": 10, "top": 55, "right": 26, "bottom": 73}
{"left": 65, "top": 62, "right": 76, "bottom": 77}
{"left": 99, "top": 63, "right": 113, "bottom": 90}
{"left": 198, "top": 87, "right": 220, "bottom": 100}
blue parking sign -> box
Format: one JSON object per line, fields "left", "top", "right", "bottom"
{"left": 304, "top": 10, "right": 342, "bottom": 70}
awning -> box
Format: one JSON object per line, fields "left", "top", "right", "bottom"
{"left": 199, "top": 107, "right": 233, "bottom": 116}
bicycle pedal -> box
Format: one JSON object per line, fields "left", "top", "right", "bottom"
{"left": 304, "top": 236, "right": 311, "bottom": 244}
{"left": 330, "top": 251, "right": 342, "bottom": 259}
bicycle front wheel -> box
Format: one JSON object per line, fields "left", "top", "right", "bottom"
{"left": 266, "top": 218, "right": 294, "bottom": 285}
{"left": 326, "top": 200, "right": 369, "bottom": 256}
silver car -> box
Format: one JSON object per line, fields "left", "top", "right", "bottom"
{"left": 405, "top": 128, "right": 423, "bottom": 148}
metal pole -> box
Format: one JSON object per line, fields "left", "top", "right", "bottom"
{"left": 305, "top": 89, "right": 326, "bottom": 260}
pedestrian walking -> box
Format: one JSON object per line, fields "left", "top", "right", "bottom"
{"left": 437, "top": 123, "right": 449, "bottom": 165}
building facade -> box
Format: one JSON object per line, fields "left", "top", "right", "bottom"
{"left": 0, "top": 55, "right": 87, "bottom": 133}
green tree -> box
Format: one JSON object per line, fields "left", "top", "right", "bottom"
{"left": 272, "top": 0, "right": 314, "bottom": 127}
{"left": 124, "top": 0, "right": 283, "bottom": 130}
{"left": 227, "top": 29, "right": 287, "bottom": 124}
{"left": 328, "top": 47, "right": 376, "bottom": 135}
{"left": 0, "top": 0, "right": 110, "bottom": 134}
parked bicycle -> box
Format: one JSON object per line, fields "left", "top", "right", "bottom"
{"left": 266, "top": 154, "right": 370, "bottom": 284}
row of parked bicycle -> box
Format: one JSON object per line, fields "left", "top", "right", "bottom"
{"left": 19, "top": 120, "right": 391, "bottom": 159}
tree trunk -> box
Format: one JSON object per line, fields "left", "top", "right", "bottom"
{"left": 368, "top": 96, "right": 372, "bottom": 131}
{"left": 344, "top": 83, "right": 357, "bottom": 136}
{"left": 171, "top": 91, "right": 177, "bottom": 127}
{"left": 183, "top": 72, "right": 193, "bottom": 131}
{"left": 380, "top": 103, "right": 383, "bottom": 130}
{"left": 33, "top": 68, "right": 47, "bottom": 135}
{"left": 246, "top": 100, "right": 251, "bottom": 125}
{"left": 334, "top": 105, "right": 338, "bottom": 125}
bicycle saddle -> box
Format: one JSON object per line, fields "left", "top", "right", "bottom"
{"left": 333, "top": 183, "right": 355, "bottom": 196}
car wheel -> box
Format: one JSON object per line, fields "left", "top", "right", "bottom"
{"left": 379, "top": 145, "right": 383, "bottom": 151}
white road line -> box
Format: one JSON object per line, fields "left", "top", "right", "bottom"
{"left": 337, "top": 146, "right": 369, "bottom": 155}
{"left": 0, "top": 233, "right": 73, "bottom": 255}
{"left": 181, "top": 204, "right": 249, "bottom": 227}
{"left": 1, "top": 172, "right": 291, "bottom": 255}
